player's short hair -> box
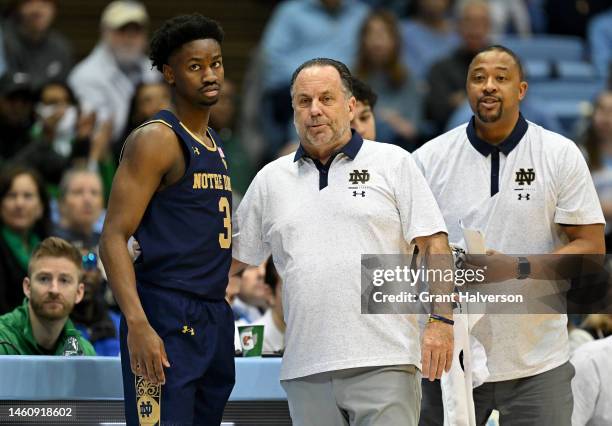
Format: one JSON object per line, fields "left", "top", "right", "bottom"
{"left": 149, "top": 14, "right": 224, "bottom": 72}
{"left": 472, "top": 45, "right": 525, "bottom": 81}
{"left": 29, "top": 237, "right": 83, "bottom": 277}
{"left": 351, "top": 76, "right": 377, "bottom": 110}
{"left": 290, "top": 58, "right": 353, "bottom": 98}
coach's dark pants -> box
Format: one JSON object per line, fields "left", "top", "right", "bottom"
{"left": 120, "top": 282, "right": 235, "bottom": 426}
{"left": 420, "top": 362, "right": 574, "bottom": 426}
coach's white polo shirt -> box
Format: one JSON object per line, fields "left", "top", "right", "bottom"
{"left": 414, "top": 114, "right": 604, "bottom": 381}
{"left": 234, "top": 131, "right": 447, "bottom": 380}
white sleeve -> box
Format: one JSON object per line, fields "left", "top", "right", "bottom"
{"left": 232, "top": 171, "right": 271, "bottom": 265}
{"left": 554, "top": 143, "right": 605, "bottom": 225}
{"left": 571, "top": 352, "right": 599, "bottom": 426}
{"left": 394, "top": 153, "right": 448, "bottom": 244}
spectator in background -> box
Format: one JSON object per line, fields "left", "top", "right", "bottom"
{"left": 570, "top": 335, "right": 612, "bottom": 426}
{"left": 209, "top": 79, "right": 255, "bottom": 197}
{"left": 584, "top": 90, "right": 612, "bottom": 247}
{"left": 252, "top": 257, "right": 285, "bottom": 353}
{"left": 0, "top": 72, "right": 35, "bottom": 163}
{"left": 12, "top": 81, "right": 98, "bottom": 188}
{"left": 71, "top": 249, "right": 119, "bottom": 356}
{"left": 0, "top": 166, "right": 50, "bottom": 315}
{"left": 588, "top": 8, "right": 612, "bottom": 83}
{"left": 350, "top": 76, "right": 377, "bottom": 140}
{"left": 232, "top": 263, "right": 269, "bottom": 324}
{"left": 401, "top": 0, "right": 459, "bottom": 81}
{"left": 68, "top": 0, "right": 158, "bottom": 151}
{"left": 426, "top": 0, "right": 491, "bottom": 135}
{"left": 2, "top": 0, "right": 73, "bottom": 90}
{"left": 485, "top": 0, "right": 532, "bottom": 37}
{"left": 258, "top": 0, "right": 370, "bottom": 160}
{"left": 122, "top": 81, "right": 171, "bottom": 136}
{"left": 355, "top": 10, "right": 423, "bottom": 150}
{"left": 0, "top": 236, "right": 96, "bottom": 355}
{"left": 52, "top": 168, "right": 104, "bottom": 250}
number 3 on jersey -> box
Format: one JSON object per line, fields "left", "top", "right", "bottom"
{"left": 218, "top": 196, "right": 231, "bottom": 249}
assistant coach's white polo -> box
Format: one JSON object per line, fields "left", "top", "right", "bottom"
{"left": 413, "top": 114, "right": 605, "bottom": 381}
{"left": 234, "top": 131, "right": 447, "bottom": 380}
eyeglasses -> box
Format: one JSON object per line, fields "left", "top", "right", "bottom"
{"left": 82, "top": 252, "right": 98, "bottom": 271}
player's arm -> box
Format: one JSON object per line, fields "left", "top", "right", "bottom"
{"left": 99, "top": 123, "right": 180, "bottom": 384}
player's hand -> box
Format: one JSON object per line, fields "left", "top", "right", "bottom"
{"left": 465, "top": 249, "right": 517, "bottom": 283}
{"left": 421, "top": 320, "right": 453, "bottom": 381}
{"left": 127, "top": 321, "right": 170, "bottom": 385}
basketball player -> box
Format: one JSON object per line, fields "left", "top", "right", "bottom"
{"left": 100, "top": 14, "right": 234, "bottom": 425}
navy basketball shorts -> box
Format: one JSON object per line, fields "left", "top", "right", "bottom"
{"left": 120, "top": 282, "right": 235, "bottom": 426}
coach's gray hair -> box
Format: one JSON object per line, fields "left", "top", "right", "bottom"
{"left": 290, "top": 58, "right": 353, "bottom": 98}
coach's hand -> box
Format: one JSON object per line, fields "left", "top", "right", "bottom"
{"left": 421, "top": 321, "right": 453, "bottom": 381}
{"left": 465, "top": 249, "right": 516, "bottom": 283}
{"left": 127, "top": 321, "right": 170, "bottom": 385}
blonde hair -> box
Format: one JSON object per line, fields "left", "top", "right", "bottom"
{"left": 28, "top": 237, "right": 83, "bottom": 276}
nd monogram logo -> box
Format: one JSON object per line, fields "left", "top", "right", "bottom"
{"left": 140, "top": 400, "right": 153, "bottom": 418}
{"left": 515, "top": 168, "right": 535, "bottom": 185}
{"left": 349, "top": 169, "right": 370, "bottom": 185}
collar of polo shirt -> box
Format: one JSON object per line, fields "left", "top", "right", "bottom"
{"left": 467, "top": 112, "right": 529, "bottom": 157}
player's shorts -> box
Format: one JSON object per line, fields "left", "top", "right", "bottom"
{"left": 119, "top": 281, "right": 235, "bottom": 426}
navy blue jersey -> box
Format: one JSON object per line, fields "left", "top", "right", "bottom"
{"left": 132, "top": 110, "right": 232, "bottom": 299}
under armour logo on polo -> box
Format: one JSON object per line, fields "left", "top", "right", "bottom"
{"left": 193, "top": 146, "right": 200, "bottom": 155}
{"left": 518, "top": 193, "right": 530, "bottom": 201}
{"left": 349, "top": 169, "right": 370, "bottom": 185}
{"left": 515, "top": 168, "right": 535, "bottom": 185}
{"left": 182, "top": 325, "right": 195, "bottom": 335}
{"left": 353, "top": 191, "right": 366, "bottom": 197}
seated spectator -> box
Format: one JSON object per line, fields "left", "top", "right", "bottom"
{"left": 545, "top": 0, "right": 609, "bottom": 38}
{"left": 258, "top": 0, "right": 370, "bottom": 160}
{"left": 252, "top": 257, "right": 285, "bottom": 353}
{"left": 2, "top": 0, "right": 73, "bottom": 90}
{"left": 584, "top": 90, "right": 612, "bottom": 246}
{"left": 0, "top": 166, "right": 50, "bottom": 314}
{"left": 70, "top": 250, "right": 119, "bottom": 356}
{"left": 486, "top": 0, "right": 532, "bottom": 37}
{"left": 232, "top": 263, "right": 269, "bottom": 324}
{"left": 570, "top": 335, "right": 612, "bottom": 426}
{"left": 350, "top": 76, "right": 378, "bottom": 140}
{"left": 52, "top": 168, "right": 104, "bottom": 250}
{"left": 210, "top": 79, "right": 255, "bottom": 197}
{"left": 0, "top": 236, "right": 95, "bottom": 355}
{"left": 425, "top": 0, "right": 492, "bottom": 135}
{"left": 122, "top": 81, "right": 171, "bottom": 136}
{"left": 401, "top": 0, "right": 459, "bottom": 81}
{"left": 0, "top": 72, "right": 35, "bottom": 163}
{"left": 355, "top": 10, "right": 423, "bottom": 150}
{"left": 588, "top": 8, "right": 612, "bottom": 82}
{"left": 12, "top": 81, "right": 98, "bottom": 188}
{"left": 68, "top": 0, "right": 158, "bottom": 151}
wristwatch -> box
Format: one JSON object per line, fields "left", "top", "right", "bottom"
{"left": 517, "top": 256, "right": 530, "bottom": 280}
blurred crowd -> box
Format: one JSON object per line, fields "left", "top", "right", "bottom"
{"left": 0, "top": 2, "right": 610, "bottom": 416}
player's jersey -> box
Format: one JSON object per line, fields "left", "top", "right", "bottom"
{"left": 132, "top": 110, "right": 232, "bottom": 299}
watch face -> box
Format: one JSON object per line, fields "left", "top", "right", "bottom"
{"left": 518, "top": 257, "right": 530, "bottom": 279}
